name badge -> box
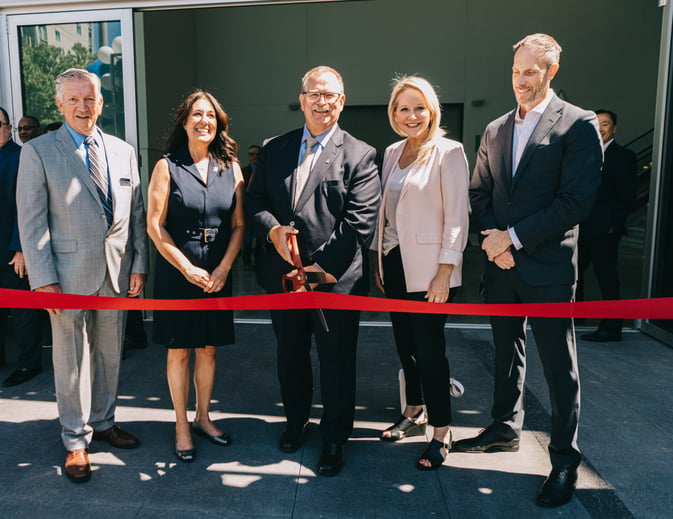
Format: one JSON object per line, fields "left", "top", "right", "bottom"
{"left": 119, "top": 178, "right": 131, "bottom": 186}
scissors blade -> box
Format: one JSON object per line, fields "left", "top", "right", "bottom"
{"left": 304, "top": 283, "right": 330, "bottom": 332}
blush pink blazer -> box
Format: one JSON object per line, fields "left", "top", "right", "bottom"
{"left": 372, "top": 137, "right": 470, "bottom": 292}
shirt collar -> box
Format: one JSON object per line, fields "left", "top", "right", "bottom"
{"left": 302, "top": 124, "right": 337, "bottom": 148}
{"left": 515, "top": 89, "right": 555, "bottom": 123}
{"left": 64, "top": 123, "right": 101, "bottom": 148}
{"left": 603, "top": 138, "right": 614, "bottom": 152}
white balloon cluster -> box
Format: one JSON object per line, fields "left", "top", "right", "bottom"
{"left": 97, "top": 36, "right": 123, "bottom": 91}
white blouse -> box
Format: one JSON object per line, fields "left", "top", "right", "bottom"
{"left": 382, "top": 162, "right": 412, "bottom": 255}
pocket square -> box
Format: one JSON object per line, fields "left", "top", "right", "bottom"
{"left": 119, "top": 178, "right": 131, "bottom": 186}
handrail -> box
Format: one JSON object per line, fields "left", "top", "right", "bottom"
{"left": 624, "top": 128, "right": 654, "bottom": 149}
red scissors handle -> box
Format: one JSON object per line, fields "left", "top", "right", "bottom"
{"left": 282, "top": 234, "right": 306, "bottom": 292}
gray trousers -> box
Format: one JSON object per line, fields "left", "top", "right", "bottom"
{"left": 50, "top": 274, "right": 125, "bottom": 451}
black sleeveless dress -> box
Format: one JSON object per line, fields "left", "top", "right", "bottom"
{"left": 152, "top": 146, "right": 235, "bottom": 348}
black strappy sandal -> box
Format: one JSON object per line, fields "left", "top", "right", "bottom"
{"left": 416, "top": 435, "right": 450, "bottom": 471}
{"left": 380, "top": 409, "right": 427, "bottom": 442}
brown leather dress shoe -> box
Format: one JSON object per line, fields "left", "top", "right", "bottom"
{"left": 65, "top": 449, "right": 91, "bottom": 483}
{"left": 93, "top": 425, "right": 140, "bottom": 449}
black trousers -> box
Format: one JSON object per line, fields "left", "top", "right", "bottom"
{"left": 271, "top": 307, "right": 360, "bottom": 444}
{"left": 577, "top": 233, "right": 622, "bottom": 334}
{"left": 382, "top": 247, "right": 454, "bottom": 428}
{"left": 0, "top": 267, "right": 42, "bottom": 370}
{"left": 484, "top": 266, "right": 581, "bottom": 471}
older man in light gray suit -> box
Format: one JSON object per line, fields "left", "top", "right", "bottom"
{"left": 17, "top": 68, "right": 148, "bottom": 483}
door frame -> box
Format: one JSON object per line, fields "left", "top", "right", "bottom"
{"left": 4, "top": 8, "right": 137, "bottom": 149}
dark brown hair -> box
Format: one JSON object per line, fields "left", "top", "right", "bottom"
{"left": 165, "top": 90, "right": 238, "bottom": 168}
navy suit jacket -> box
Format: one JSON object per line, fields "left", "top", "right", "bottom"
{"left": 580, "top": 141, "right": 636, "bottom": 237}
{"left": 469, "top": 95, "right": 603, "bottom": 286}
{"left": 0, "top": 139, "right": 22, "bottom": 265}
{"left": 246, "top": 125, "right": 381, "bottom": 295}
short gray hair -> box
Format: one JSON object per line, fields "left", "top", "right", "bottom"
{"left": 300, "top": 66, "right": 344, "bottom": 94}
{"left": 513, "top": 33, "right": 562, "bottom": 67}
{"left": 54, "top": 68, "right": 102, "bottom": 101}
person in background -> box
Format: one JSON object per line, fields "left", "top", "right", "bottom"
{"left": 17, "top": 68, "right": 149, "bottom": 483}
{"left": 577, "top": 109, "right": 637, "bottom": 342}
{"left": 0, "top": 106, "right": 43, "bottom": 387}
{"left": 460, "top": 34, "right": 603, "bottom": 507}
{"left": 16, "top": 115, "right": 41, "bottom": 144}
{"left": 241, "top": 144, "right": 261, "bottom": 270}
{"left": 371, "top": 76, "right": 470, "bottom": 470}
{"left": 17, "top": 114, "right": 53, "bottom": 350}
{"left": 146, "top": 90, "right": 244, "bottom": 463}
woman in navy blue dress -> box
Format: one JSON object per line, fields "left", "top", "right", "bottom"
{"left": 147, "top": 91, "right": 244, "bottom": 462}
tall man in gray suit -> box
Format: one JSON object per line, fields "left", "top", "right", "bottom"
{"left": 17, "top": 69, "right": 148, "bottom": 483}
{"left": 247, "top": 66, "right": 380, "bottom": 476}
{"left": 457, "top": 35, "right": 603, "bottom": 507}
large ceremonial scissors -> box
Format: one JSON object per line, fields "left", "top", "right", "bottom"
{"left": 282, "top": 234, "right": 332, "bottom": 332}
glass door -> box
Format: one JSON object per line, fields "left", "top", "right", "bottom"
{"left": 643, "top": 1, "right": 673, "bottom": 344}
{"left": 6, "top": 9, "right": 136, "bottom": 148}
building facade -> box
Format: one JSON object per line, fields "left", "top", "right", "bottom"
{"left": 0, "top": 0, "right": 671, "bottom": 342}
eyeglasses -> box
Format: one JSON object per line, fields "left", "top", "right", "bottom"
{"left": 302, "top": 91, "right": 342, "bottom": 103}
{"left": 17, "top": 125, "right": 39, "bottom": 131}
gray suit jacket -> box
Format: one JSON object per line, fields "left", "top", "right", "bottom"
{"left": 17, "top": 125, "right": 148, "bottom": 295}
{"left": 469, "top": 94, "right": 603, "bottom": 286}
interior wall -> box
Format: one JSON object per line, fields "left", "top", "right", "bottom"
{"left": 139, "top": 0, "right": 662, "bottom": 168}
{"left": 138, "top": 8, "right": 198, "bottom": 177}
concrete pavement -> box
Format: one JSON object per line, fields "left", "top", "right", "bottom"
{"left": 1, "top": 311, "right": 671, "bottom": 518}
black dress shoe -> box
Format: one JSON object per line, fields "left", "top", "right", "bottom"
{"left": 279, "top": 422, "right": 309, "bottom": 453}
{"left": 451, "top": 425, "right": 519, "bottom": 453}
{"left": 536, "top": 468, "right": 577, "bottom": 507}
{"left": 93, "top": 425, "right": 140, "bottom": 449}
{"left": 580, "top": 330, "right": 622, "bottom": 342}
{"left": 2, "top": 367, "right": 42, "bottom": 387}
{"left": 318, "top": 442, "right": 345, "bottom": 476}
{"left": 192, "top": 421, "right": 232, "bottom": 446}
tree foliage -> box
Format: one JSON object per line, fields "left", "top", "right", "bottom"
{"left": 21, "top": 42, "right": 94, "bottom": 124}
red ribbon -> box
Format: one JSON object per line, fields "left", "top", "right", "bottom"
{"left": 1, "top": 288, "right": 672, "bottom": 319}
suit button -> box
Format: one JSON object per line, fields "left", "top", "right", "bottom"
{"left": 289, "top": 220, "right": 295, "bottom": 227}
{"left": 101, "top": 214, "right": 106, "bottom": 219}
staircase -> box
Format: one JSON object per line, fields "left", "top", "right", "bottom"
{"left": 623, "top": 129, "right": 654, "bottom": 250}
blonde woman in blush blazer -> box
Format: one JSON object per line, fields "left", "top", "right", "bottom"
{"left": 371, "top": 76, "right": 470, "bottom": 470}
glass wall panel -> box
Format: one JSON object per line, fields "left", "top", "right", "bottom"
{"left": 17, "top": 21, "right": 126, "bottom": 139}
{"left": 650, "top": 34, "right": 673, "bottom": 334}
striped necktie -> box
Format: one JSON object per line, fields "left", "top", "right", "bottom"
{"left": 85, "top": 135, "right": 112, "bottom": 226}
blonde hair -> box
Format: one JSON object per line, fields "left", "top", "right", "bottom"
{"left": 388, "top": 75, "right": 445, "bottom": 165}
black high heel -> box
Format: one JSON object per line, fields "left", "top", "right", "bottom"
{"left": 380, "top": 409, "right": 427, "bottom": 442}
{"left": 416, "top": 433, "right": 451, "bottom": 471}
{"left": 192, "top": 421, "right": 232, "bottom": 446}
{"left": 175, "top": 446, "right": 195, "bottom": 462}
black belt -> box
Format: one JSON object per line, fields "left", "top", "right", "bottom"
{"left": 185, "top": 227, "right": 219, "bottom": 243}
